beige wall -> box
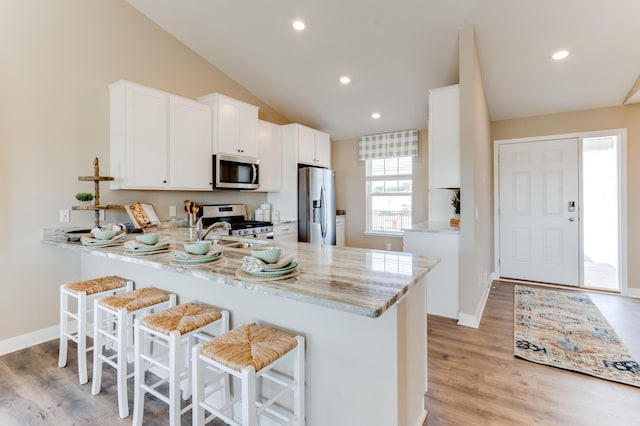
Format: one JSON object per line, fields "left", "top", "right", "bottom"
{"left": 0, "top": 0, "right": 289, "bottom": 342}
{"left": 333, "top": 129, "right": 428, "bottom": 251}
{"left": 458, "top": 26, "right": 493, "bottom": 321}
{"left": 492, "top": 103, "right": 640, "bottom": 291}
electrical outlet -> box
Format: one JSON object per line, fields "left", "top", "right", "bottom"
{"left": 99, "top": 210, "right": 105, "bottom": 221}
{"left": 385, "top": 242, "right": 392, "bottom": 251}
{"left": 59, "top": 209, "right": 70, "bottom": 223}
{"left": 169, "top": 205, "right": 177, "bottom": 217}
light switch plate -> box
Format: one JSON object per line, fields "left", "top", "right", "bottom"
{"left": 60, "top": 209, "right": 70, "bottom": 223}
{"left": 169, "top": 205, "right": 176, "bottom": 217}
{"left": 99, "top": 210, "right": 105, "bottom": 221}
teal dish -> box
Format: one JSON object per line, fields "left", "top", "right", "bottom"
{"left": 173, "top": 253, "right": 222, "bottom": 264}
{"left": 136, "top": 233, "right": 160, "bottom": 245}
{"left": 244, "top": 262, "right": 297, "bottom": 277}
{"left": 127, "top": 242, "right": 170, "bottom": 253}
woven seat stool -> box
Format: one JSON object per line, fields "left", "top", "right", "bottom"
{"left": 132, "top": 302, "right": 229, "bottom": 426}
{"left": 91, "top": 287, "right": 176, "bottom": 418}
{"left": 58, "top": 275, "right": 133, "bottom": 384}
{"left": 192, "top": 323, "right": 305, "bottom": 426}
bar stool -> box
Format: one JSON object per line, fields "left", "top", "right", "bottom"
{"left": 91, "top": 287, "right": 176, "bottom": 418}
{"left": 59, "top": 275, "right": 133, "bottom": 384}
{"left": 192, "top": 323, "right": 305, "bottom": 426}
{"left": 132, "top": 302, "right": 229, "bottom": 426}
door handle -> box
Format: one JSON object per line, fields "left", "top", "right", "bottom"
{"left": 569, "top": 217, "right": 576, "bottom": 222}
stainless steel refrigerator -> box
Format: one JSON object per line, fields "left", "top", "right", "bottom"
{"left": 298, "top": 167, "right": 336, "bottom": 245}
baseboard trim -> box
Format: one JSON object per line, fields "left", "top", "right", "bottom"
{"left": 457, "top": 278, "right": 492, "bottom": 328}
{"left": 416, "top": 409, "right": 428, "bottom": 426}
{"left": 628, "top": 288, "right": 640, "bottom": 299}
{"left": 0, "top": 325, "right": 59, "bottom": 356}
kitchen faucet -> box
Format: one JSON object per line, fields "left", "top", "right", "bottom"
{"left": 195, "top": 218, "right": 231, "bottom": 241}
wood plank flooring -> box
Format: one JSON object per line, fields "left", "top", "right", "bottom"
{"left": 1, "top": 281, "right": 638, "bottom": 425}
{"left": 425, "top": 281, "right": 640, "bottom": 425}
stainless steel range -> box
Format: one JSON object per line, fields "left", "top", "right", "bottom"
{"left": 200, "top": 204, "right": 273, "bottom": 238}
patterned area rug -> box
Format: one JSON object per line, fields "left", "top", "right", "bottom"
{"left": 514, "top": 285, "right": 640, "bottom": 387}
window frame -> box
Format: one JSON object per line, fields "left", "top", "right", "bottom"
{"left": 364, "top": 156, "right": 413, "bottom": 236}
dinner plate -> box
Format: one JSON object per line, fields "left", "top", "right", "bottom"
{"left": 81, "top": 237, "right": 125, "bottom": 247}
{"left": 243, "top": 261, "right": 298, "bottom": 277}
{"left": 173, "top": 253, "right": 222, "bottom": 264}
{"left": 126, "top": 242, "right": 171, "bottom": 253}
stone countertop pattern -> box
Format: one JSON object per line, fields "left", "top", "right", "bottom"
{"left": 42, "top": 226, "right": 438, "bottom": 318}
{"left": 403, "top": 220, "right": 461, "bottom": 234}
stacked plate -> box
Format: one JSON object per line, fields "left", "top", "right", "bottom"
{"left": 125, "top": 237, "right": 172, "bottom": 255}
{"left": 242, "top": 261, "right": 298, "bottom": 277}
{"left": 172, "top": 249, "right": 223, "bottom": 265}
{"left": 80, "top": 232, "right": 126, "bottom": 247}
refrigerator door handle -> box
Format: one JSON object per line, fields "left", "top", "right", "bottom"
{"left": 320, "top": 185, "right": 327, "bottom": 239}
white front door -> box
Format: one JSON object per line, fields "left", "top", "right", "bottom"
{"left": 498, "top": 138, "right": 580, "bottom": 285}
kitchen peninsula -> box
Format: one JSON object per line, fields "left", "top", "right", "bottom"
{"left": 43, "top": 227, "right": 437, "bottom": 426}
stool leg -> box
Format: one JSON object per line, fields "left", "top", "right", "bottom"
{"left": 241, "top": 367, "right": 257, "bottom": 426}
{"left": 132, "top": 319, "right": 145, "bottom": 426}
{"left": 294, "top": 336, "right": 305, "bottom": 426}
{"left": 91, "top": 300, "right": 104, "bottom": 395}
{"left": 116, "top": 308, "right": 129, "bottom": 418}
{"left": 192, "top": 344, "right": 205, "bottom": 426}
{"left": 169, "top": 331, "right": 182, "bottom": 426}
{"left": 77, "top": 292, "right": 88, "bottom": 384}
{"left": 58, "top": 287, "right": 68, "bottom": 368}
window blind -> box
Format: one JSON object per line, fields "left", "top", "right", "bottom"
{"left": 358, "top": 129, "right": 418, "bottom": 160}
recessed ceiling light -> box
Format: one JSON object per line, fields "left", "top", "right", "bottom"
{"left": 552, "top": 50, "right": 569, "bottom": 61}
{"left": 292, "top": 19, "right": 306, "bottom": 31}
{"left": 371, "top": 112, "right": 381, "bottom": 119}
{"left": 339, "top": 76, "right": 351, "bottom": 85}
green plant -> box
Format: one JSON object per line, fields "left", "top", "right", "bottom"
{"left": 75, "top": 192, "right": 94, "bottom": 202}
{"left": 451, "top": 190, "right": 460, "bottom": 215}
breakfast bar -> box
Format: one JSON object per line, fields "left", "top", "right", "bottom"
{"left": 43, "top": 228, "right": 437, "bottom": 426}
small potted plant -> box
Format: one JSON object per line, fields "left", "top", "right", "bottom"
{"left": 450, "top": 189, "right": 460, "bottom": 226}
{"left": 75, "top": 192, "right": 94, "bottom": 207}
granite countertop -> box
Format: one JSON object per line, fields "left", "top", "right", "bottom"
{"left": 403, "top": 220, "right": 461, "bottom": 234}
{"left": 42, "top": 226, "right": 437, "bottom": 318}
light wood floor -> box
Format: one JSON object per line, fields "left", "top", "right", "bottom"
{"left": 425, "top": 281, "right": 640, "bottom": 425}
{"left": 1, "top": 281, "right": 639, "bottom": 425}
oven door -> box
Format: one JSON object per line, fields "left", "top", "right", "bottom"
{"left": 213, "top": 154, "right": 259, "bottom": 190}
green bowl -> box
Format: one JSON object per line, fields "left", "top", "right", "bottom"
{"left": 136, "top": 233, "right": 159, "bottom": 245}
{"left": 184, "top": 240, "right": 211, "bottom": 255}
{"left": 92, "top": 229, "right": 116, "bottom": 240}
{"left": 251, "top": 247, "right": 281, "bottom": 264}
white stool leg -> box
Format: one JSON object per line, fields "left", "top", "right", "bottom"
{"left": 58, "top": 287, "right": 68, "bottom": 368}
{"left": 241, "top": 366, "right": 257, "bottom": 426}
{"left": 294, "top": 336, "right": 305, "bottom": 426}
{"left": 132, "top": 319, "right": 145, "bottom": 426}
{"left": 116, "top": 308, "right": 129, "bottom": 418}
{"left": 169, "top": 331, "right": 182, "bottom": 426}
{"left": 91, "top": 299, "right": 104, "bottom": 395}
{"left": 192, "top": 344, "right": 205, "bottom": 426}
{"left": 77, "top": 292, "right": 88, "bottom": 384}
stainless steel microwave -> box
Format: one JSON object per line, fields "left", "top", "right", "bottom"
{"left": 212, "top": 154, "right": 259, "bottom": 190}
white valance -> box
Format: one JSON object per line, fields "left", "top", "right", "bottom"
{"left": 358, "top": 129, "right": 419, "bottom": 160}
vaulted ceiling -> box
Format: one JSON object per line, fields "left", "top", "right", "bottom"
{"left": 128, "top": 0, "right": 640, "bottom": 140}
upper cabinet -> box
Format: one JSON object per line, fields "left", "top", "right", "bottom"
{"left": 254, "top": 120, "right": 282, "bottom": 192}
{"left": 293, "top": 123, "right": 331, "bottom": 168}
{"left": 197, "top": 93, "right": 259, "bottom": 158}
{"left": 428, "top": 84, "right": 460, "bottom": 189}
{"left": 109, "top": 80, "right": 212, "bottom": 190}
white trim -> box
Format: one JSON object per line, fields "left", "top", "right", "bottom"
{"left": 414, "top": 410, "right": 428, "bottom": 426}
{"left": 627, "top": 288, "right": 640, "bottom": 299}
{"left": 0, "top": 324, "right": 59, "bottom": 356}
{"left": 493, "top": 129, "right": 628, "bottom": 294}
{"left": 457, "top": 278, "right": 492, "bottom": 328}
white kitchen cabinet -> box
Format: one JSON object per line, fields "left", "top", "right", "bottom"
{"left": 403, "top": 225, "right": 459, "bottom": 319}
{"left": 168, "top": 95, "right": 212, "bottom": 190}
{"left": 273, "top": 221, "right": 297, "bottom": 242}
{"left": 109, "top": 80, "right": 212, "bottom": 190}
{"left": 267, "top": 124, "right": 299, "bottom": 220}
{"left": 254, "top": 120, "right": 282, "bottom": 192}
{"left": 293, "top": 123, "right": 332, "bottom": 168}
{"left": 336, "top": 215, "right": 345, "bottom": 247}
{"left": 197, "top": 93, "right": 259, "bottom": 158}
{"left": 428, "top": 84, "right": 460, "bottom": 189}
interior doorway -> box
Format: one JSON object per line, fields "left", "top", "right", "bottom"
{"left": 494, "top": 130, "right": 626, "bottom": 294}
